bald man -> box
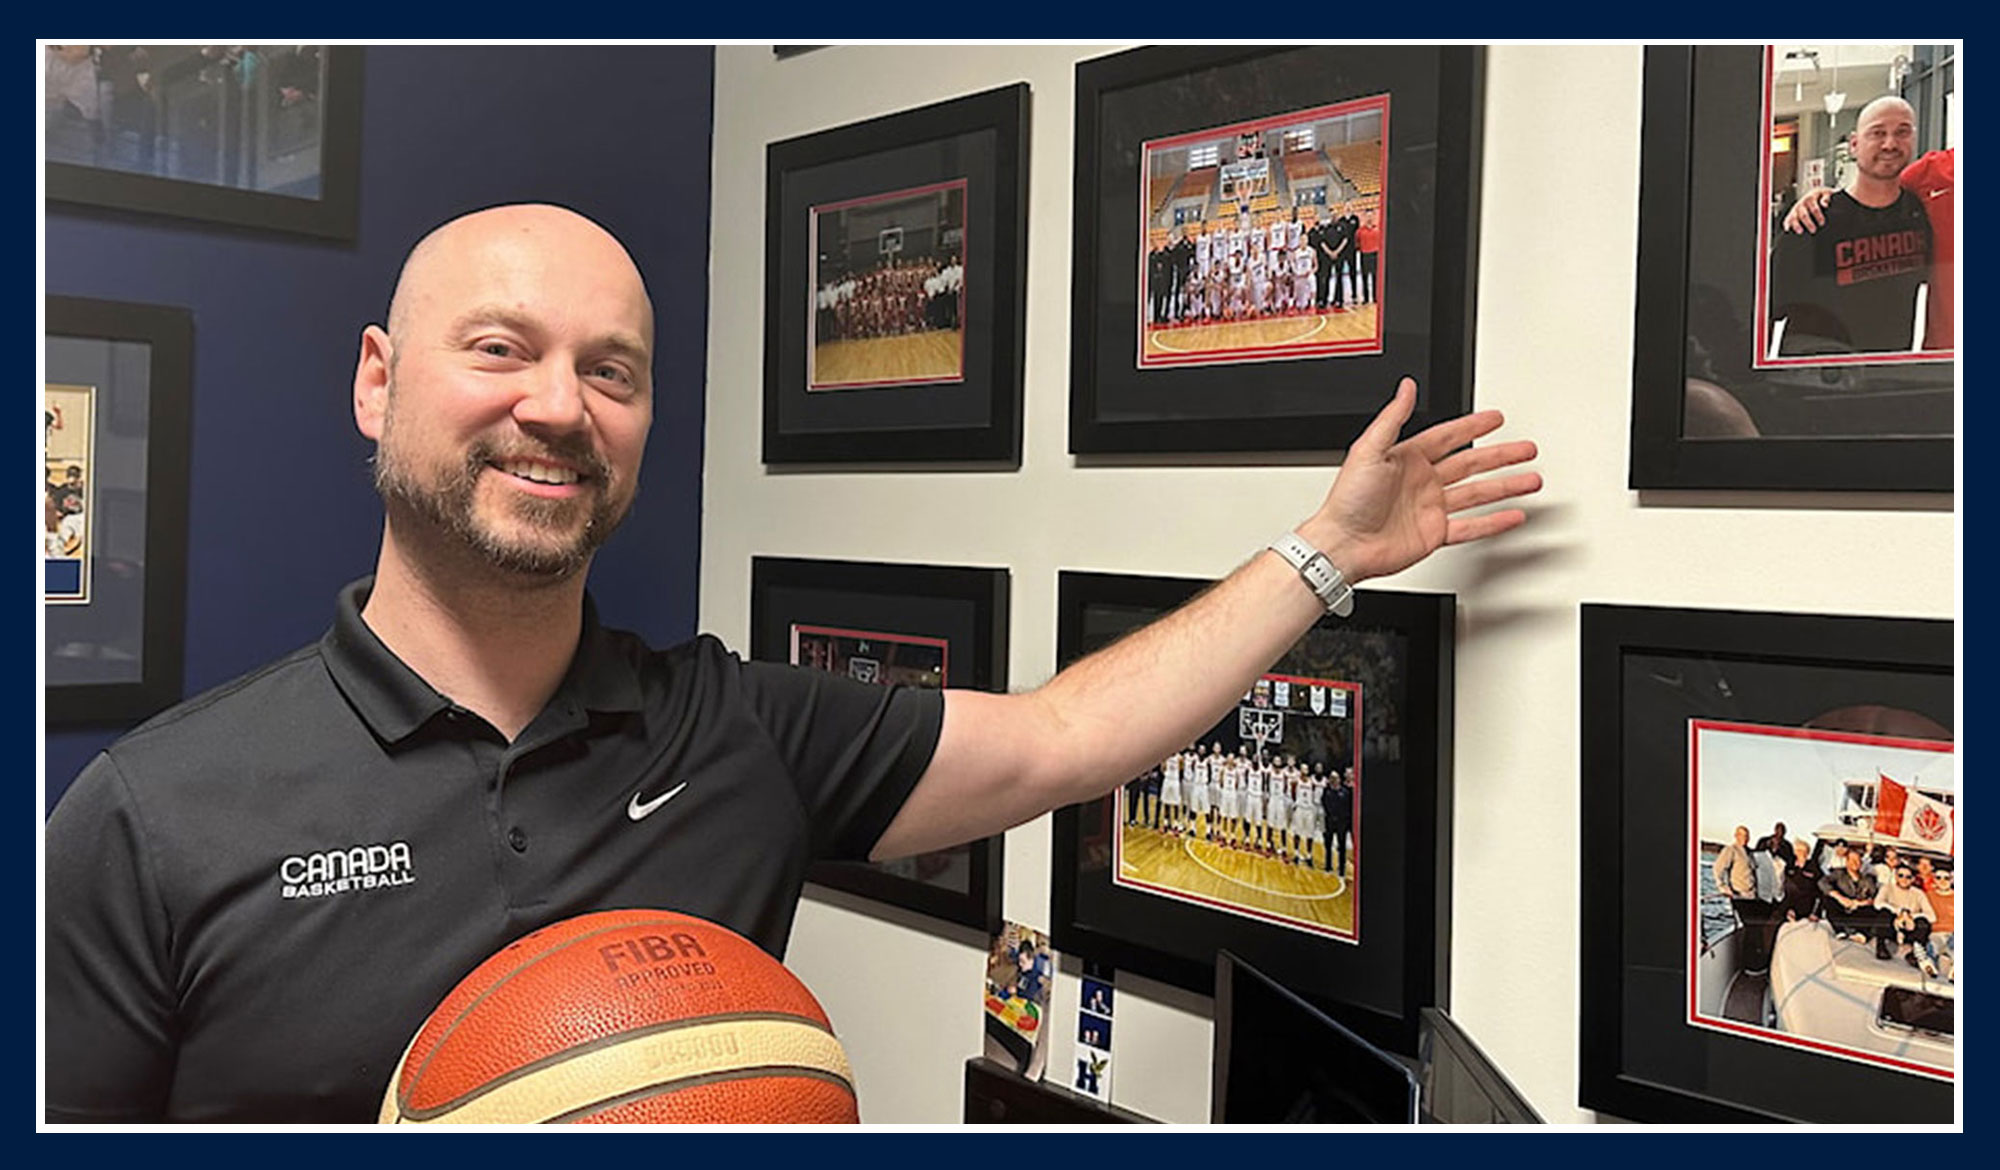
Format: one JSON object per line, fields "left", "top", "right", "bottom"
{"left": 1768, "top": 96, "right": 1936, "bottom": 358}
{"left": 45, "top": 203, "right": 1541, "bottom": 1122}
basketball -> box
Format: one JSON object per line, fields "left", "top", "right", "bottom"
{"left": 379, "top": 908, "right": 858, "bottom": 1124}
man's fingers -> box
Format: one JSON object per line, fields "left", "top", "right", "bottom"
{"left": 1405, "top": 407, "right": 1506, "bottom": 463}
{"left": 1350, "top": 377, "right": 1417, "bottom": 458}
{"left": 1443, "top": 507, "right": 1528, "bottom": 547}
{"left": 1806, "top": 191, "right": 1829, "bottom": 231}
{"left": 1434, "top": 438, "right": 1538, "bottom": 485}
{"left": 1442, "top": 470, "right": 1542, "bottom": 515}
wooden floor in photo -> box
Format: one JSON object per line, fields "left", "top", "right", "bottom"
{"left": 1143, "top": 305, "right": 1378, "bottom": 360}
{"left": 1117, "top": 821, "right": 1354, "bottom": 935}
{"left": 811, "top": 328, "right": 964, "bottom": 387}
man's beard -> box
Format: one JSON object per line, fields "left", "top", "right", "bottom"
{"left": 373, "top": 415, "right": 629, "bottom": 580}
{"left": 1862, "top": 150, "right": 1907, "bottom": 181}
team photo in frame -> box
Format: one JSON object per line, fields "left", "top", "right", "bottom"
{"left": 1136, "top": 94, "right": 1388, "bottom": 369}
{"left": 1051, "top": 571, "right": 1453, "bottom": 1056}
{"left": 750, "top": 556, "right": 1010, "bottom": 934}
{"left": 1069, "top": 44, "right": 1483, "bottom": 457}
{"left": 763, "top": 83, "right": 1028, "bottom": 465}
{"left": 1115, "top": 672, "right": 1365, "bottom": 944}
{"left": 808, "top": 179, "right": 968, "bottom": 391}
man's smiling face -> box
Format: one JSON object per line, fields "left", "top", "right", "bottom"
{"left": 367, "top": 206, "right": 654, "bottom": 580}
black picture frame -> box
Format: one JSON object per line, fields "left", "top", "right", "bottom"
{"left": 750, "top": 556, "right": 1009, "bottom": 933}
{"left": 1068, "top": 45, "right": 1483, "bottom": 457}
{"left": 44, "top": 295, "right": 195, "bottom": 727}
{"left": 762, "top": 83, "right": 1029, "bottom": 465}
{"left": 1050, "top": 571, "right": 1453, "bottom": 1056}
{"left": 45, "top": 45, "right": 362, "bottom": 241}
{"left": 1579, "top": 603, "right": 1955, "bottom": 1123}
{"left": 1629, "top": 45, "right": 1955, "bottom": 492}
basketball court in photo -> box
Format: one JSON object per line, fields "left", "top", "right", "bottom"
{"left": 1116, "top": 813, "right": 1354, "bottom": 936}
{"left": 809, "top": 328, "right": 963, "bottom": 389}
{"left": 1142, "top": 307, "right": 1379, "bottom": 363}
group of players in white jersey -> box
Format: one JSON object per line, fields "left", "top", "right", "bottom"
{"left": 1126, "top": 742, "right": 1345, "bottom": 870}
{"left": 1170, "top": 208, "right": 1324, "bottom": 326}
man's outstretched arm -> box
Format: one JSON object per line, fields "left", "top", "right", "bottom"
{"left": 870, "top": 378, "right": 1541, "bottom": 861}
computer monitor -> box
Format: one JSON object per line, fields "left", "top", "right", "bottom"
{"left": 1209, "top": 950, "right": 1419, "bottom": 1124}
{"left": 1415, "top": 1006, "right": 1542, "bottom": 1123}
{"left": 1210, "top": 952, "right": 1543, "bottom": 1124}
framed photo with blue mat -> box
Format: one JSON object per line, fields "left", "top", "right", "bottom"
{"left": 45, "top": 294, "right": 195, "bottom": 726}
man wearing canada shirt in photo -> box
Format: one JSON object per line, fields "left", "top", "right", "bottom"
{"left": 1769, "top": 96, "right": 1935, "bottom": 358}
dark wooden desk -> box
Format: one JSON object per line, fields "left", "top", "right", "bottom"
{"left": 962, "top": 1057, "right": 1157, "bottom": 1124}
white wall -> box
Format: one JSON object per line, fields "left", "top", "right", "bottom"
{"left": 701, "top": 43, "right": 1957, "bottom": 1125}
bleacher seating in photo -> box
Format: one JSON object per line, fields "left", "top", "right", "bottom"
{"left": 1283, "top": 152, "right": 1328, "bottom": 182}
{"left": 1327, "top": 142, "right": 1382, "bottom": 196}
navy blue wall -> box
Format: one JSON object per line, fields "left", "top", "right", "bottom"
{"left": 45, "top": 46, "right": 714, "bottom": 811}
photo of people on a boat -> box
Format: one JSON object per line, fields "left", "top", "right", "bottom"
{"left": 1690, "top": 719, "right": 1955, "bottom": 1080}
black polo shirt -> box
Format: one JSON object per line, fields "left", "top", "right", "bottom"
{"left": 45, "top": 578, "right": 944, "bottom": 1123}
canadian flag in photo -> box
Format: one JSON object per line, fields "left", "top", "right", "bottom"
{"left": 1874, "top": 773, "right": 1956, "bottom": 855}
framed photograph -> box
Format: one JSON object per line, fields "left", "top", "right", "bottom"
{"left": 1069, "top": 45, "right": 1484, "bottom": 456}
{"left": 45, "top": 45, "right": 362, "bottom": 241}
{"left": 1050, "top": 571, "right": 1453, "bottom": 1055}
{"left": 762, "top": 83, "right": 1029, "bottom": 465}
{"left": 45, "top": 295, "right": 195, "bottom": 726}
{"left": 750, "top": 556, "right": 1009, "bottom": 932}
{"left": 1580, "top": 603, "right": 1955, "bottom": 1123}
{"left": 1630, "top": 44, "right": 1955, "bottom": 491}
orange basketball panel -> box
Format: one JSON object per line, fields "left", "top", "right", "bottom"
{"left": 568, "top": 1075, "right": 860, "bottom": 1124}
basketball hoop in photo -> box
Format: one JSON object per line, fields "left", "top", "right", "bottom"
{"left": 789, "top": 624, "right": 946, "bottom": 691}
{"left": 1240, "top": 707, "right": 1284, "bottom": 746}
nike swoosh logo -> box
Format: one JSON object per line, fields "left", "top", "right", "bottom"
{"left": 1929, "top": 187, "right": 1950, "bottom": 199}
{"left": 627, "top": 782, "right": 688, "bottom": 822}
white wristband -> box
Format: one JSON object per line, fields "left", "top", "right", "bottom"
{"left": 1268, "top": 532, "right": 1354, "bottom": 617}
